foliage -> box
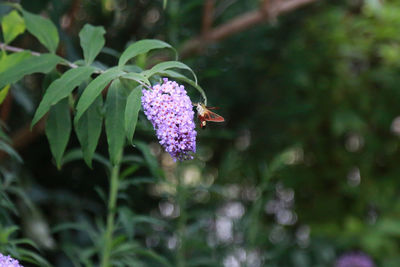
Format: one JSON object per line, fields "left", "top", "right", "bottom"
{"left": 0, "top": 0, "right": 400, "bottom": 266}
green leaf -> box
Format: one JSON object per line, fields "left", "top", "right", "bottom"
{"left": 62, "top": 149, "right": 111, "bottom": 170}
{"left": 124, "top": 86, "right": 142, "bottom": 145}
{"left": 134, "top": 141, "right": 162, "bottom": 178}
{"left": 132, "top": 248, "right": 173, "bottom": 267}
{"left": 158, "top": 69, "right": 207, "bottom": 104}
{"left": 22, "top": 9, "right": 59, "bottom": 53}
{"left": 0, "top": 51, "right": 31, "bottom": 72}
{"left": 79, "top": 24, "right": 106, "bottom": 65}
{"left": 0, "top": 53, "right": 61, "bottom": 88}
{"left": 32, "top": 66, "right": 95, "bottom": 127}
{"left": 142, "top": 61, "right": 197, "bottom": 83}
{"left": 120, "top": 72, "right": 150, "bottom": 86}
{"left": 1, "top": 10, "right": 26, "bottom": 44}
{"left": 0, "top": 126, "right": 11, "bottom": 143}
{"left": 75, "top": 67, "right": 124, "bottom": 121}
{"left": 0, "top": 84, "right": 10, "bottom": 104}
{"left": 0, "top": 140, "right": 22, "bottom": 162}
{"left": 45, "top": 98, "right": 71, "bottom": 169}
{"left": 105, "top": 79, "right": 127, "bottom": 165}
{"left": 118, "top": 39, "right": 176, "bottom": 67}
{"left": 74, "top": 95, "right": 103, "bottom": 167}
{"left": 0, "top": 52, "right": 30, "bottom": 104}
{"left": 0, "top": 226, "right": 19, "bottom": 243}
{"left": 18, "top": 248, "right": 52, "bottom": 267}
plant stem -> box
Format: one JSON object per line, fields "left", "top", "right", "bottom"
{"left": 100, "top": 161, "right": 121, "bottom": 267}
{"left": 0, "top": 42, "right": 80, "bottom": 69}
{"left": 176, "top": 172, "right": 187, "bottom": 267}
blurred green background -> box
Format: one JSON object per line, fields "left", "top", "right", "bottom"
{"left": 2, "top": 0, "right": 400, "bottom": 266}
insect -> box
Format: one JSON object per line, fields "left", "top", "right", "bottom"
{"left": 195, "top": 103, "right": 225, "bottom": 129}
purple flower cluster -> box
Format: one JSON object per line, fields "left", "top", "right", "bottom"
{"left": 142, "top": 78, "right": 196, "bottom": 161}
{"left": 0, "top": 253, "right": 23, "bottom": 267}
{"left": 335, "top": 252, "right": 375, "bottom": 267}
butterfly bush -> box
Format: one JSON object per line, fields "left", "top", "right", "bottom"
{"left": 335, "top": 252, "right": 375, "bottom": 267}
{"left": 0, "top": 253, "right": 23, "bottom": 267}
{"left": 142, "top": 78, "right": 197, "bottom": 161}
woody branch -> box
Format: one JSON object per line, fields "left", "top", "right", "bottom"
{"left": 180, "top": 0, "right": 317, "bottom": 58}
{"left": 0, "top": 0, "right": 317, "bottom": 158}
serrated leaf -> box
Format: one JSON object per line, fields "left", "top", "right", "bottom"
{"left": 0, "top": 140, "right": 22, "bottom": 162}
{"left": 79, "top": 24, "right": 106, "bottom": 65}
{"left": 45, "top": 98, "right": 71, "bottom": 169}
{"left": 124, "top": 86, "right": 142, "bottom": 145}
{"left": 0, "top": 53, "right": 61, "bottom": 88}
{"left": 118, "top": 39, "right": 176, "bottom": 67}
{"left": 158, "top": 69, "right": 207, "bottom": 104}
{"left": 74, "top": 95, "right": 103, "bottom": 167}
{"left": 120, "top": 72, "right": 150, "bottom": 86}
{"left": 105, "top": 79, "right": 127, "bottom": 165}
{"left": 32, "top": 66, "right": 95, "bottom": 127}
{"left": 2, "top": 10, "right": 26, "bottom": 44}
{"left": 142, "top": 61, "right": 197, "bottom": 83}
{"left": 75, "top": 67, "right": 124, "bottom": 121}
{"left": 22, "top": 9, "right": 59, "bottom": 53}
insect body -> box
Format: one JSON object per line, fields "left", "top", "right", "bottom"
{"left": 195, "top": 103, "right": 225, "bottom": 129}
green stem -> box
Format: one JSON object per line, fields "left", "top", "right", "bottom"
{"left": 248, "top": 170, "right": 273, "bottom": 246}
{"left": 176, "top": 173, "right": 187, "bottom": 267}
{"left": 100, "top": 161, "right": 121, "bottom": 267}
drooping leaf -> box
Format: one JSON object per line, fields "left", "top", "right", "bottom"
{"left": 62, "top": 149, "right": 111, "bottom": 170}
{"left": 0, "top": 126, "right": 11, "bottom": 143}
{"left": 45, "top": 98, "right": 71, "bottom": 169}
{"left": 120, "top": 72, "right": 150, "bottom": 86}
{"left": 79, "top": 24, "right": 106, "bottom": 65}
{"left": 22, "top": 9, "right": 59, "bottom": 53}
{"left": 134, "top": 141, "right": 162, "bottom": 179}
{"left": 0, "top": 53, "right": 61, "bottom": 88}
{"left": 132, "top": 248, "right": 173, "bottom": 267}
{"left": 17, "top": 248, "right": 52, "bottom": 267}
{"left": 75, "top": 67, "right": 124, "bottom": 121}
{"left": 142, "top": 61, "right": 197, "bottom": 83}
{"left": 0, "top": 140, "right": 22, "bottom": 162}
{"left": 1, "top": 10, "right": 26, "bottom": 44}
{"left": 74, "top": 95, "right": 103, "bottom": 167}
{"left": 0, "top": 52, "right": 31, "bottom": 101}
{"left": 124, "top": 86, "right": 142, "bottom": 145}
{"left": 158, "top": 69, "right": 207, "bottom": 104}
{"left": 32, "top": 66, "right": 95, "bottom": 127}
{"left": 105, "top": 79, "right": 127, "bottom": 165}
{"left": 118, "top": 39, "right": 176, "bottom": 67}
{"left": 0, "top": 84, "right": 10, "bottom": 104}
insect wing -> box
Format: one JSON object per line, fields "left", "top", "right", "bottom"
{"left": 203, "top": 110, "right": 224, "bottom": 122}
{"left": 205, "top": 106, "right": 220, "bottom": 110}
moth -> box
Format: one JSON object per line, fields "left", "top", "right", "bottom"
{"left": 195, "top": 103, "right": 225, "bottom": 129}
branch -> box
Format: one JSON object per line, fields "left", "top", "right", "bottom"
{"left": 0, "top": 0, "right": 317, "bottom": 158}
{"left": 0, "top": 43, "right": 83, "bottom": 159}
{"left": 180, "top": 0, "right": 317, "bottom": 58}
{"left": 202, "top": 0, "right": 215, "bottom": 37}
{"left": 0, "top": 43, "right": 79, "bottom": 69}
